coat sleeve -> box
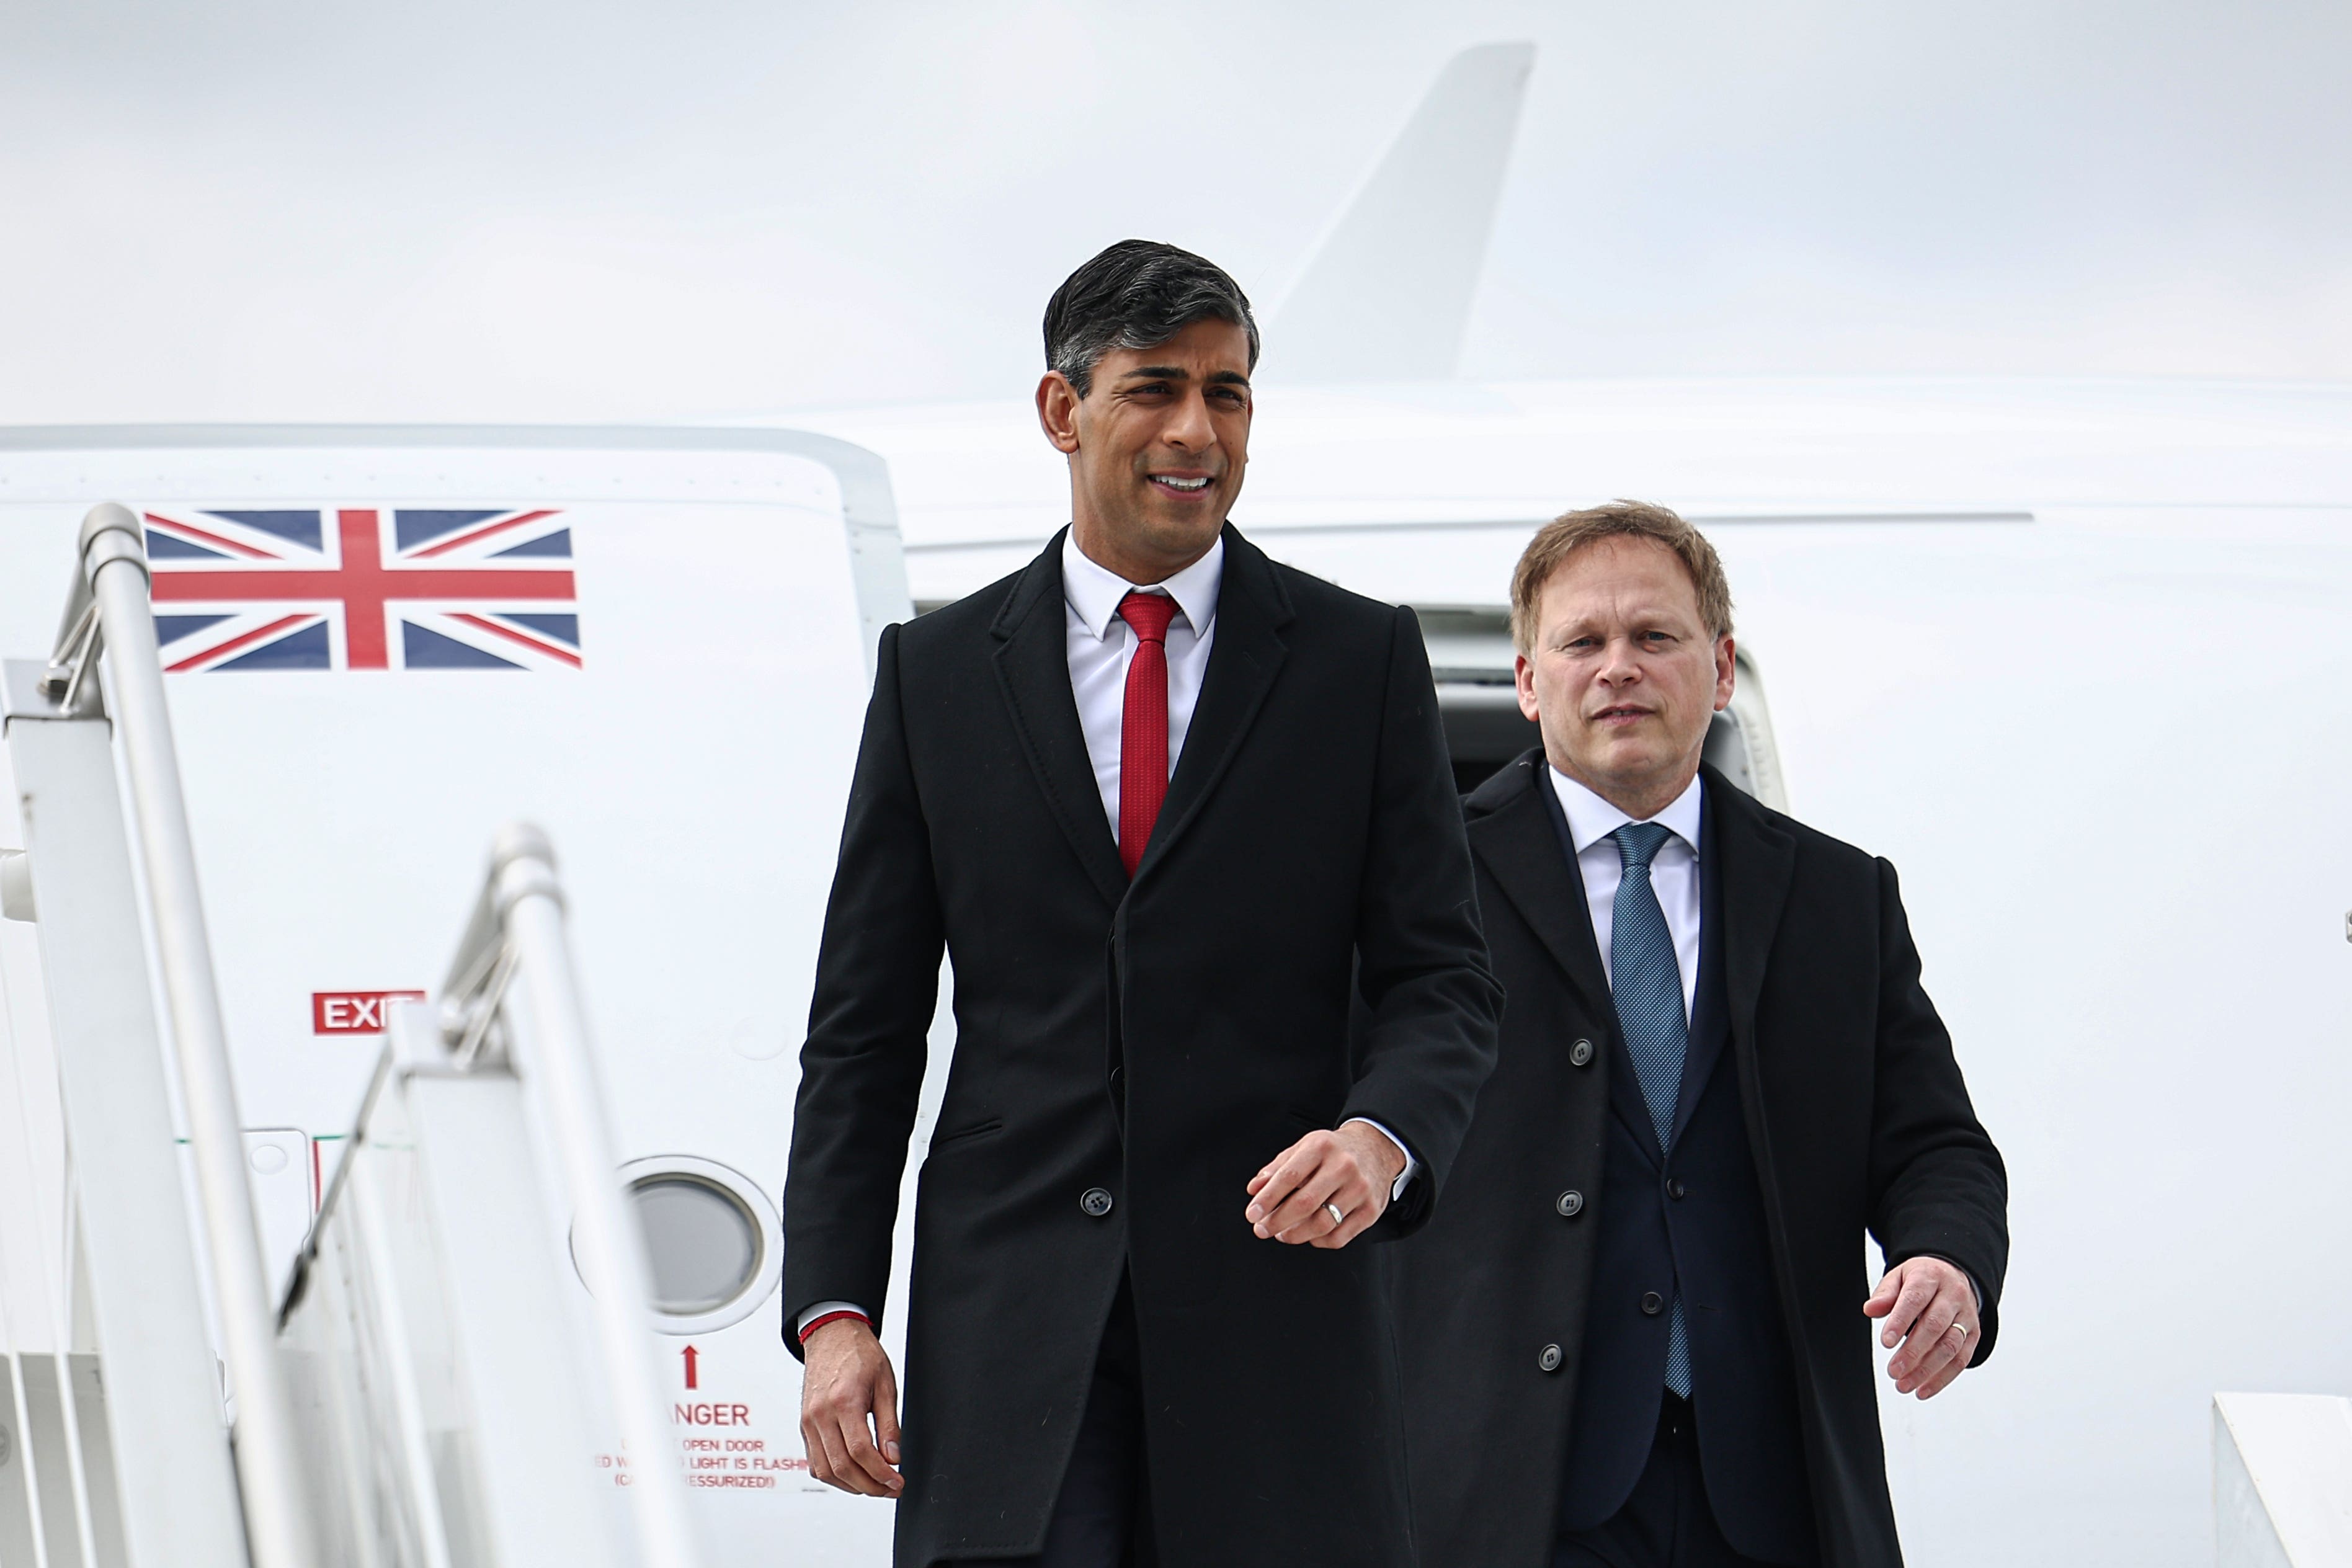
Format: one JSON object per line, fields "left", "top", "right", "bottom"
{"left": 1341, "top": 604, "right": 1504, "bottom": 1239}
{"left": 782, "top": 622, "right": 944, "bottom": 1357}
{"left": 1865, "top": 855, "right": 2011, "bottom": 1362}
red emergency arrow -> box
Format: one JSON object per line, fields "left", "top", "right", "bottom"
{"left": 683, "top": 1345, "right": 700, "bottom": 1390}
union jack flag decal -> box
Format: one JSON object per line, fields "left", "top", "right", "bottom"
{"left": 146, "top": 508, "right": 581, "bottom": 672}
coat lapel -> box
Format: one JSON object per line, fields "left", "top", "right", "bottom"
{"left": 1468, "top": 757, "right": 1614, "bottom": 1020}
{"left": 1507, "top": 759, "right": 1665, "bottom": 1165}
{"left": 1703, "top": 763, "right": 1796, "bottom": 1063}
{"left": 989, "top": 530, "right": 1128, "bottom": 910}
{"left": 1131, "top": 525, "right": 1291, "bottom": 882}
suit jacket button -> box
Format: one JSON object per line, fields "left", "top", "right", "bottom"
{"left": 1538, "top": 1343, "right": 1564, "bottom": 1373}
{"left": 1667, "top": 1180, "right": 1688, "bottom": 1201}
{"left": 1569, "top": 1038, "right": 1595, "bottom": 1067}
{"left": 1555, "top": 1190, "right": 1585, "bottom": 1218}
{"left": 1080, "top": 1187, "right": 1114, "bottom": 1218}
{"left": 1641, "top": 1291, "right": 1665, "bottom": 1316}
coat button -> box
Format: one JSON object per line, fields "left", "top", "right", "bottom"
{"left": 1641, "top": 1291, "right": 1665, "bottom": 1316}
{"left": 1080, "top": 1187, "right": 1114, "bottom": 1218}
{"left": 1667, "top": 1180, "right": 1688, "bottom": 1201}
{"left": 1555, "top": 1190, "right": 1585, "bottom": 1218}
{"left": 1569, "top": 1038, "right": 1595, "bottom": 1067}
{"left": 1538, "top": 1343, "right": 1564, "bottom": 1373}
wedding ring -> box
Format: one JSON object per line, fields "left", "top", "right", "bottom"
{"left": 1325, "top": 1201, "right": 1346, "bottom": 1227}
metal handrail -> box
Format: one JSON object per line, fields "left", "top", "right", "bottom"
{"left": 444, "top": 824, "right": 703, "bottom": 1568}
{"left": 46, "top": 503, "right": 318, "bottom": 1567}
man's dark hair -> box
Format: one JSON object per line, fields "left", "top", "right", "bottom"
{"left": 1043, "top": 240, "right": 1260, "bottom": 399}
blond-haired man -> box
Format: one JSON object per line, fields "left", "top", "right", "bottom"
{"left": 1389, "top": 502, "right": 2007, "bottom": 1568}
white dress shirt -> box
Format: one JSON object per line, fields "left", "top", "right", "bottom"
{"left": 1061, "top": 529, "right": 1221, "bottom": 846}
{"left": 796, "top": 530, "right": 1409, "bottom": 1340}
{"left": 1548, "top": 768, "right": 1704, "bottom": 1022}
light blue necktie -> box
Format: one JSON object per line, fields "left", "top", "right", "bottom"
{"left": 1611, "top": 822, "right": 1693, "bottom": 1399}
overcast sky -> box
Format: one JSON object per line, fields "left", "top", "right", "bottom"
{"left": 4, "top": 0, "right": 2349, "bottom": 424}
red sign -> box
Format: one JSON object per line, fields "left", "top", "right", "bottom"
{"left": 312, "top": 991, "right": 427, "bottom": 1035}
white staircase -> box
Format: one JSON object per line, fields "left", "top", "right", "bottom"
{"left": 0, "top": 507, "right": 708, "bottom": 1567}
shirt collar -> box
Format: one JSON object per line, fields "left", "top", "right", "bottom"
{"left": 1547, "top": 765, "right": 1704, "bottom": 860}
{"left": 1061, "top": 528, "right": 1224, "bottom": 642}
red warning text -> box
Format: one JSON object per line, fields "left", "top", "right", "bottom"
{"left": 675, "top": 1403, "right": 753, "bottom": 1427}
{"left": 313, "top": 991, "right": 427, "bottom": 1035}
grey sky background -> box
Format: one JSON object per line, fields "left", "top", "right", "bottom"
{"left": 4, "top": 0, "right": 2349, "bottom": 424}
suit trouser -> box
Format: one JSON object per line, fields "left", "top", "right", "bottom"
{"left": 949, "top": 1272, "right": 1155, "bottom": 1568}
{"left": 1554, "top": 1394, "right": 1809, "bottom": 1568}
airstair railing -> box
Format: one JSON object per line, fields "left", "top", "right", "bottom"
{"left": 38, "top": 503, "right": 318, "bottom": 1567}
{"left": 439, "top": 824, "right": 703, "bottom": 1568}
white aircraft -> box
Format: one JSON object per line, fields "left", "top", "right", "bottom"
{"left": 791, "top": 41, "right": 2352, "bottom": 1568}
{"left": 0, "top": 38, "right": 2336, "bottom": 1568}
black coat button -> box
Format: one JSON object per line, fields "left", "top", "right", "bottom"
{"left": 1569, "top": 1038, "right": 1595, "bottom": 1067}
{"left": 1641, "top": 1291, "right": 1665, "bottom": 1316}
{"left": 1080, "top": 1187, "right": 1114, "bottom": 1218}
{"left": 1668, "top": 1180, "right": 1688, "bottom": 1201}
{"left": 1555, "top": 1190, "right": 1585, "bottom": 1218}
{"left": 1538, "top": 1343, "right": 1564, "bottom": 1373}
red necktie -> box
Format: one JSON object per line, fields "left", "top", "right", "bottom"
{"left": 1116, "top": 590, "right": 1180, "bottom": 878}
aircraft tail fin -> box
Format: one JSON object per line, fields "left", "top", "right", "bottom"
{"left": 1266, "top": 42, "right": 1535, "bottom": 382}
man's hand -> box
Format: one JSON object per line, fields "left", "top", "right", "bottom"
{"left": 798, "top": 1317, "right": 904, "bottom": 1496}
{"left": 1864, "top": 1257, "right": 1980, "bottom": 1399}
{"left": 1244, "top": 1123, "right": 1405, "bottom": 1249}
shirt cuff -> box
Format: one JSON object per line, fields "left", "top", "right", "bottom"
{"left": 1342, "top": 1118, "right": 1419, "bottom": 1201}
{"left": 796, "top": 1301, "right": 871, "bottom": 1339}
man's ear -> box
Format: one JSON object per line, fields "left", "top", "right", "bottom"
{"left": 1714, "top": 635, "right": 1737, "bottom": 712}
{"left": 1515, "top": 653, "right": 1541, "bottom": 723}
{"left": 1036, "top": 373, "right": 1082, "bottom": 455}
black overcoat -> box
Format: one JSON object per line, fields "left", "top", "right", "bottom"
{"left": 1390, "top": 754, "right": 2008, "bottom": 1568}
{"left": 785, "top": 525, "right": 1502, "bottom": 1567}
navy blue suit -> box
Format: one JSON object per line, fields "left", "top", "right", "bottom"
{"left": 1387, "top": 755, "right": 2008, "bottom": 1568}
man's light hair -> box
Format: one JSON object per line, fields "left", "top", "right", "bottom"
{"left": 1508, "top": 500, "right": 1734, "bottom": 654}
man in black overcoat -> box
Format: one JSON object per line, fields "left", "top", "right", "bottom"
{"left": 1390, "top": 502, "right": 2008, "bottom": 1568}
{"left": 783, "top": 241, "right": 1501, "bottom": 1568}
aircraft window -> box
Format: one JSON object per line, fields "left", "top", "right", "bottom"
{"left": 1414, "top": 608, "right": 1788, "bottom": 810}
{"left": 634, "top": 1177, "right": 759, "bottom": 1314}
{"left": 581, "top": 1156, "right": 785, "bottom": 1334}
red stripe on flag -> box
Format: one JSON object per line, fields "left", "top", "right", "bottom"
{"left": 144, "top": 512, "right": 280, "bottom": 560}
{"left": 447, "top": 612, "right": 584, "bottom": 668}
{"left": 409, "top": 509, "right": 561, "bottom": 559}
{"left": 166, "top": 614, "right": 316, "bottom": 672}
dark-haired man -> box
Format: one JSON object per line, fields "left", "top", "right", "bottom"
{"left": 1391, "top": 502, "right": 2007, "bottom": 1568}
{"left": 785, "top": 239, "right": 1500, "bottom": 1568}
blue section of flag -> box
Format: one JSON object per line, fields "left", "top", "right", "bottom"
{"left": 402, "top": 621, "right": 520, "bottom": 669}
{"left": 393, "top": 510, "right": 504, "bottom": 551}
{"left": 215, "top": 621, "right": 332, "bottom": 671}
{"left": 491, "top": 528, "right": 572, "bottom": 559}
{"left": 154, "top": 613, "right": 233, "bottom": 644}
{"left": 499, "top": 612, "right": 579, "bottom": 646}
{"left": 148, "top": 530, "right": 233, "bottom": 561}
{"left": 208, "top": 510, "right": 324, "bottom": 550}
